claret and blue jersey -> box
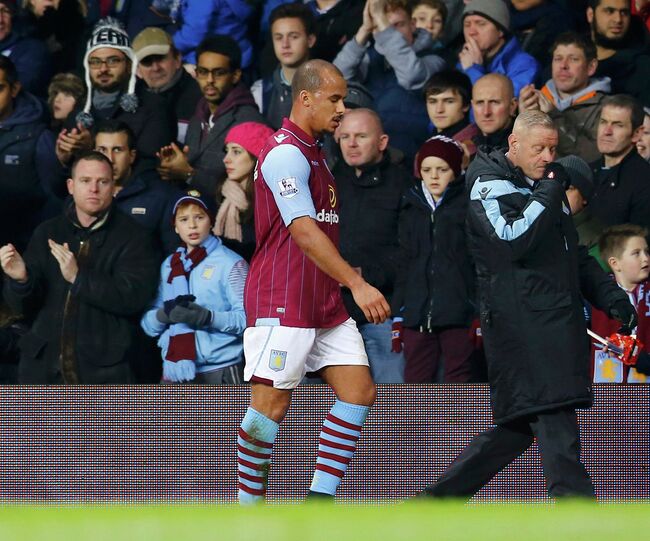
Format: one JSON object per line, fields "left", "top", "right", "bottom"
{"left": 244, "top": 118, "right": 349, "bottom": 329}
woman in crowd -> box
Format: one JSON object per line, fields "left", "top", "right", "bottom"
{"left": 214, "top": 121, "right": 274, "bottom": 261}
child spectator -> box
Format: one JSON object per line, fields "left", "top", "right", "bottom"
{"left": 591, "top": 224, "right": 650, "bottom": 383}
{"left": 141, "top": 190, "right": 248, "bottom": 384}
{"left": 215, "top": 121, "right": 274, "bottom": 261}
{"left": 412, "top": 0, "right": 447, "bottom": 47}
{"left": 558, "top": 154, "right": 606, "bottom": 268}
{"left": 392, "top": 135, "right": 475, "bottom": 383}
{"left": 47, "top": 73, "right": 85, "bottom": 130}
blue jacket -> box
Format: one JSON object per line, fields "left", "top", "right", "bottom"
{"left": 0, "top": 32, "right": 52, "bottom": 96}
{"left": 458, "top": 36, "right": 539, "bottom": 98}
{"left": 173, "top": 0, "right": 254, "bottom": 67}
{"left": 141, "top": 238, "right": 248, "bottom": 371}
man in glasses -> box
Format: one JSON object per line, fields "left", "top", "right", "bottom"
{"left": 156, "top": 35, "right": 267, "bottom": 199}
{"left": 55, "top": 18, "right": 175, "bottom": 172}
{"left": 133, "top": 27, "right": 202, "bottom": 145}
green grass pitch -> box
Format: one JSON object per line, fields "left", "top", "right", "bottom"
{"left": 0, "top": 501, "right": 648, "bottom": 541}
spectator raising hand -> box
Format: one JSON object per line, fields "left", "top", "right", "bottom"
{"left": 157, "top": 142, "right": 194, "bottom": 183}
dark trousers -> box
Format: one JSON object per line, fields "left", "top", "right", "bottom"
{"left": 402, "top": 327, "right": 473, "bottom": 383}
{"left": 423, "top": 408, "right": 594, "bottom": 499}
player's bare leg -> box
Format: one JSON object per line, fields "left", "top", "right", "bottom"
{"left": 306, "top": 364, "right": 376, "bottom": 499}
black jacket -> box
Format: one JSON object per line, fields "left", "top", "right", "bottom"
{"left": 114, "top": 167, "right": 183, "bottom": 255}
{"left": 393, "top": 178, "right": 475, "bottom": 330}
{"left": 594, "top": 41, "right": 650, "bottom": 105}
{"left": 3, "top": 204, "right": 159, "bottom": 384}
{"left": 334, "top": 156, "right": 413, "bottom": 324}
{"left": 185, "top": 84, "right": 267, "bottom": 198}
{"left": 138, "top": 69, "right": 202, "bottom": 143}
{"left": 589, "top": 148, "right": 650, "bottom": 230}
{"left": 92, "top": 89, "right": 176, "bottom": 170}
{"left": 466, "top": 149, "right": 627, "bottom": 424}
{"left": 310, "top": 0, "right": 365, "bottom": 63}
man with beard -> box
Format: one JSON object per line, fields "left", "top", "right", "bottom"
{"left": 156, "top": 35, "right": 267, "bottom": 199}
{"left": 55, "top": 18, "right": 175, "bottom": 171}
{"left": 588, "top": 0, "right": 650, "bottom": 104}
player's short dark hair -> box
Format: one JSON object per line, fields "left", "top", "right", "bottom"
{"left": 71, "top": 150, "right": 114, "bottom": 178}
{"left": 0, "top": 55, "right": 19, "bottom": 86}
{"left": 291, "top": 59, "right": 343, "bottom": 98}
{"left": 269, "top": 3, "right": 316, "bottom": 36}
{"left": 95, "top": 120, "right": 136, "bottom": 150}
{"left": 551, "top": 32, "right": 597, "bottom": 64}
{"left": 599, "top": 224, "right": 649, "bottom": 266}
{"left": 602, "top": 94, "right": 644, "bottom": 130}
{"left": 196, "top": 35, "right": 242, "bottom": 71}
{"left": 424, "top": 69, "right": 472, "bottom": 106}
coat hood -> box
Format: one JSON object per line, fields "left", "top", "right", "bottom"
{"left": 0, "top": 91, "right": 45, "bottom": 129}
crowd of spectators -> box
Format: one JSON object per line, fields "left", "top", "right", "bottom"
{"left": 0, "top": 0, "right": 649, "bottom": 385}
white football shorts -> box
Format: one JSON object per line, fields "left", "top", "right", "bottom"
{"left": 243, "top": 318, "right": 369, "bottom": 389}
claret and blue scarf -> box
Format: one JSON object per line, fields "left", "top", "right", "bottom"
{"left": 163, "top": 235, "right": 219, "bottom": 382}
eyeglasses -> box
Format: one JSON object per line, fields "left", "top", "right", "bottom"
{"left": 196, "top": 67, "right": 231, "bottom": 80}
{"left": 88, "top": 56, "right": 126, "bottom": 69}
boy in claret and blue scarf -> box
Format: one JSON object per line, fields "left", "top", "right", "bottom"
{"left": 141, "top": 190, "right": 248, "bottom": 383}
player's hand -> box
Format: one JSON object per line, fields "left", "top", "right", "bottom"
{"left": 459, "top": 36, "right": 483, "bottom": 70}
{"left": 48, "top": 240, "right": 78, "bottom": 284}
{"left": 351, "top": 281, "right": 390, "bottom": 324}
{"left": 0, "top": 244, "right": 28, "bottom": 283}
{"left": 609, "top": 299, "right": 638, "bottom": 335}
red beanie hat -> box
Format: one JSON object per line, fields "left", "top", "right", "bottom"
{"left": 225, "top": 122, "right": 275, "bottom": 158}
{"left": 414, "top": 135, "right": 464, "bottom": 179}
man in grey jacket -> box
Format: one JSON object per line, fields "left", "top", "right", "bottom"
{"left": 333, "top": 0, "right": 445, "bottom": 162}
{"left": 519, "top": 32, "right": 610, "bottom": 163}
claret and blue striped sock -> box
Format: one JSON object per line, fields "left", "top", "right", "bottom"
{"left": 309, "top": 399, "right": 370, "bottom": 496}
{"left": 237, "top": 407, "right": 279, "bottom": 505}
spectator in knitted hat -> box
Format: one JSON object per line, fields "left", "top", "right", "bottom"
{"left": 392, "top": 135, "right": 476, "bottom": 383}
{"left": 458, "top": 0, "right": 538, "bottom": 98}
{"left": 558, "top": 154, "right": 607, "bottom": 267}
{"left": 214, "top": 121, "right": 274, "bottom": 261}
{"left": 54, "top": 17, "right": 175, "bottom": 173}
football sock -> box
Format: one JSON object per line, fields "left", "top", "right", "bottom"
{"left": 309, "top": 399, "right": 369, "bottom": 496}
{"left": 237, "top": 407, "right": 279, "bottom": 504}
